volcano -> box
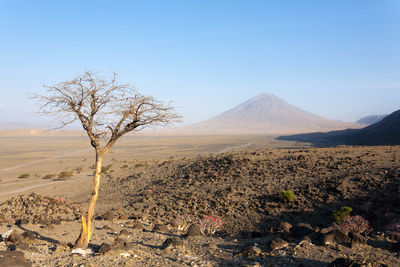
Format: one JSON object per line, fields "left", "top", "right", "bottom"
{"left": 184, "top": 93, "right": 360, "bottom": 134}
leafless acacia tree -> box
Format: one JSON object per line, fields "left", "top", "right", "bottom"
{"left": 33, "top": 71, "right": 180, "bottom": 249}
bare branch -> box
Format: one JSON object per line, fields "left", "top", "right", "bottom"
{"left": 32, "top": 71, "right": 181, "bottom": 153}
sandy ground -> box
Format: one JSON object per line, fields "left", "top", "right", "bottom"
{"left": 0, "top": 135, "right": 302, "bottom": 202}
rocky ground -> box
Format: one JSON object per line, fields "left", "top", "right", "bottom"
{"left": 1, "top": 145, "right": 400, "bottom": 266}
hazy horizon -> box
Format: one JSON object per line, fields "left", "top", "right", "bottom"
{"left": 1, "top": 1, "right": 399, "bottom": 127}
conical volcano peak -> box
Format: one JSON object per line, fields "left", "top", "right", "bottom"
{"left": 186, "top": 93, "right": 361, "bottom": 134}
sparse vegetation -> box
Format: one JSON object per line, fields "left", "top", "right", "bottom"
{"left": 101, "top": 165, "right": 112, "bottom": 174}
{"left": 334, "top": 206, "right": 353, "bottom": 224}
{"left": 195, "top": 215, "right": 223, "bottom": 236}
{"left": 18, "top": 173, "right": 30, "bottom": 179}
{"left": 74, "top": 166, "right": 83, "bottom": 173}
{"left": 175, "top": 214, "right": 194, "bottom": 231}
{"left": 340, "top": 215, "right": 372, "bottom": 234}
{"left": 58, "top": 171, "right": 74, "bottom": 179}
{"left": 280, "top": 190, "right": 295, "bottom": 202}
{"left": 42, "top": 174, "right": 56, "bottom": 179}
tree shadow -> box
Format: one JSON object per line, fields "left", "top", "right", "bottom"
{"left": 16, "top": 224, "right": 60, "bottom": 245}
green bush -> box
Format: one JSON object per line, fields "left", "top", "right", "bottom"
{"left": 280, "top": 190, "right": 295, "bottom": 202}
{"left": 333, "top": 206, "right": 352, "bottom": 224}
{"left": 58, "top": 171, "right": 73, "bottom": 179}
{"left": 18, "top": 173, "right": 30, "bottom": 179}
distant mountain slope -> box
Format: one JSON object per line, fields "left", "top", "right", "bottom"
{"left": 278, "top": 109, "right": 400, "bottom": 146}
{"left": 182, "top": 93, "right": 360, "bottom": 134}
{"left": 356, "top": 114, "right": 387, "bottom": 125}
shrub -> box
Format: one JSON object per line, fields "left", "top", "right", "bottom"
{"left": 42, "top": 174, "right": 56, "bottom": 179}
{"left": 101, "top": 164, "right": 112, "bottom": 174}
{"left": 175, "top": 214, "right": 194, "bottom": 231}
{"left": 195, "top": 215, "right": 223, "bottom": 236}
{"left": 18, "top": 173, "right": 30, "bottom": 179}
{"left": 58, "top": 171, "right": 73, "bottom": 179}
{"left": 340, "top": 215, "right": 373, "bottom": 234}
{"left": 121, "top": 165, "right": 128, "bottom": 169}
{"left": 333, "top": 206, "right": 352, "bottom": 224}
{"left": 280, "top": 190, "right": 295, "bottom": 202}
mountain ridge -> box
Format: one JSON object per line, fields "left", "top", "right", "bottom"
{"left": 181, "top": 93, "right": 361, "bottom": 134}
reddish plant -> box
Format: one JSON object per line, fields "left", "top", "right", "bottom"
{"left": 195, "top": 215, "right": 223, "bottom": 236}
{"left": 340, "top": 215, "right": 373, "bottom": 234}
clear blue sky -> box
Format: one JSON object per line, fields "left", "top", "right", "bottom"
{"left": 1, "top": 0, "right": 399, "bottom": 126}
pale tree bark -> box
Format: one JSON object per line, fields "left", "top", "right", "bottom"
{"left": 32, "top": 71, "right": 180, "bottom": 249}
{"left": 74, "top": 151, "right": 103, "bottom": 249}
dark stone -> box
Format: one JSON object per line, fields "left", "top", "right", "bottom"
{"left": 132, "top": 221, "right": 144, "bottom": 230}
{"left": 153, "top": 224, "right": 169, "bottom": 233}
{"left": 102, "top": 225, "right": 113, "bottom": 231}
{"left": 119, "top": 215, "right": 129, "bottom": 220}
{"left": 277, "top": 221, "right": 292, "bottom": 233}
{"left": 186, "top": 225, "right": 202, "bottom": 238}
{"left": 0, "top": 251, "right": 32, "bottom": 267}
{"left": 348, "top": 232, "right": 367, "bottom": 246}
{"left": 102, "top": 211, "right": 115, "bottom": 221}
{"left": 162, "top": 237, "right": 187, "bottom": 250}
{"left": 99, "top": 243, "right": 112, "bottom": 254}
{"left": 290, "top": 223, "right": 314, "bottom": 239}
{"left": 119, "top": 229, "right": 131, "bottom": 237}
{"left": 324, "top": 229, "right": 351, "bottom": 245}
{"left": 113, "top": 237, "right": 125, "bottom": 249}
{"left": 124, "top": 242, "right": 135, "bottom": 250}
{"left": 269, "top": 237, "right": 289, "bottom": 250}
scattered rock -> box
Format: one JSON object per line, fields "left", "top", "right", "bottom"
{"left": 45, "top": 224, "right": 55, "bottom": 230}
{"left": 290, "top": 223, "right": 314, "bottom": 240}
{"left": 114, "top": 237, "right": 126, "bottom": 248}
{"left": 102, "top": 225, "right": 113, "bottom": 231}
{"left": 162, "top": 237, "right": 188, "bottom": 251}
{"left": 120, "top": 214, "right": 129, "bottom": 220}
{"left": 277, "top": 221, "right": 292, "bottom": 233}
{"left": 348, "top": 232, "right": 367, "bottom": 246}
{"left": 99, "top": 243, "right": 112, "bottom": 254}
{"left": 119, "top": 229, "right": 131, "bottom": 237}
{"left": 324, "top": 229, "right": 351, "bottom": 245}
{"left": 186, "top": 225, "right": 202, "bottom": 238}
{"left": 126, "top": 221, "right": 134, "bottom": 227}
{"left": 153, "top": 224, "right": 169, "bottom": 233}
{"left": 21, "top": 232, "right": 35, "bottom": 245}
{"left": 71, "top": 248, "right": 94, "bottom": 257}
{"left": 102, "top": 211, "right": 115, "bottom": 221}
{"left": 1, "top": 229, "right": 14, "bottom": 240}
{"left": 269, "top": 237, "right": 289, "bottom": 250}
{"left": 132, "top": 221, "right": 144, "bottom": 230}
{"left": 55, "top": 243, "right": 69, "bottom": 254}
{"left": 0, "top": 251, "right": 32, "bottom": 267}
{"left": 240, "top": 245, "right": 265, "bottom": 259}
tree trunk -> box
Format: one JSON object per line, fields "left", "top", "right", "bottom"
{"left": 74, "top": 153, "right": 103, "bottom": 249}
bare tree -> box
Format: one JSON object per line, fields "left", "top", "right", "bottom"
{"left": 33, "top": 71, "right": 180, "bottom": 249}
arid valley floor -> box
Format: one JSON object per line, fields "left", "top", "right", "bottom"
{"left": 0, "top": 135, "right": 399, "bottom": 266}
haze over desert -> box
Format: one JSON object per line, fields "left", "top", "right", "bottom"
{"left": 1, "top": 1, "right": 400, "bottom": 266}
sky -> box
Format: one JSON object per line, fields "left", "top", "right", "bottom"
{"left": 0, "top": 0, "right": 399, "bottom": 127}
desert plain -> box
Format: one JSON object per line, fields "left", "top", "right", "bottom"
{"left": 0, "top": 135, "right": 399, "bottom": 266}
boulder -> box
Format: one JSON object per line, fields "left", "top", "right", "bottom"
{"left": 269, "top": 237, "right": 289, "bottom": 250}
{"left": 186, "top": 225, "right": 202, "bottom": 238}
